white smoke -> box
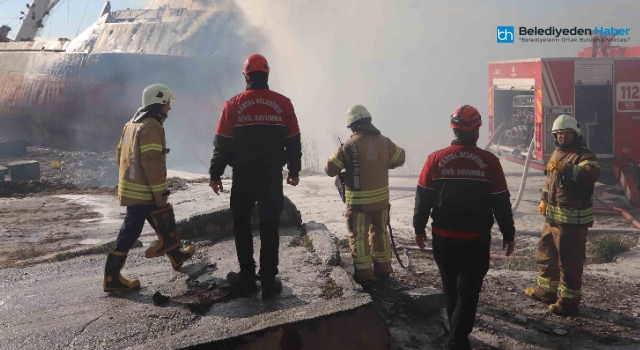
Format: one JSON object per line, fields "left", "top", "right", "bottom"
{"left": 234, "top": 0, "right": 640, "bottom": 172}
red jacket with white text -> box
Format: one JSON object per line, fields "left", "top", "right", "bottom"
{"left": 209, "top": 86, "right": 301, "bottom": 180}
{"left": 413, "top": 140, "right": 515, "bottom": 241}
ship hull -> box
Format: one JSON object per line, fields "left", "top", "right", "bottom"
{"left": 0, "top": 51, "right": 242, "bottom": 167}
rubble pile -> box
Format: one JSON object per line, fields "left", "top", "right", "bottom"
{"left": 33, "top": 147, "right": 119, "bottom": 187}
{"left": 0, "top": 146, "right": 192, "bottom": 197}
{"left": 0, "top": 180, "right": 116, "bottom": 197}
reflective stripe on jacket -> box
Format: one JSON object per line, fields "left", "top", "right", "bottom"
{"left": 117, "top": 115, "right": 168, "bottom": 207}
{"left": 541, "top": 144, "right": 600, "bottom": 227}
{"left": 325, "top": 133, "right": 405, "bottom": 212}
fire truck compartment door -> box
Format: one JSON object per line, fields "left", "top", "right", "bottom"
{"left": 493, "top": 78, "right": 536, "bottom": 91}
{"left": 574, "top": 60, "right": 613, "bottom": 85}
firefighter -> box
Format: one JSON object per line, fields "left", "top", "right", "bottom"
{"left": 325, "top": 105, "right": 406, "bottom": 284}
{"left": 413, "top": 105, "right": 515, "bottom": 350}
{"left": 525, "top": 114, "right": 600, "bottom": 315}
{"left": 104, "top": 84, "right": 195, "bottom": 292}
{"left": 209, "top": 54, "right": 302, "bottom": 300}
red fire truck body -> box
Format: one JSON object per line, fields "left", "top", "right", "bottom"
{"left": 487, "top": 57, "right": 640, "bottom": 207}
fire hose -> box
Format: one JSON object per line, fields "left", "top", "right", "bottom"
{"left": 483, "top": 122, "right": 533, "bottom": 213}
{"left": 510, "top": 138, "right": 535, "bottom": 212}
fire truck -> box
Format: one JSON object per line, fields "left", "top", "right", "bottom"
{"left": 487, "top": 36, "right": 640, "bottom": 207}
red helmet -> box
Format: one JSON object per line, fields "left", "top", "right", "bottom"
{"left": 242, "top": 54, "right": 270, "bottom": 74}
{"left": 450, "top": 105, "right": 482, "bottom": 131}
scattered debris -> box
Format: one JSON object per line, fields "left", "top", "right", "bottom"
{"left": 0, "top": 180, "right": 115, "bottom": 197}
{"left": 515, "top": 315, "right": 527, "bottom": 324}
{"left": 51, "top": 242, "right": 114, "bottom": 262}
{"left": 553, "top": 328, "right": 569, "bottom": 336}
{"left": 320, "top": 277, "right": 343, "bottom": 300}
{"left": 152, "top": 292, "right": 170, "bottom": 306}
{"left": 288, "top": 236, "right": 304, "bottom": 247}
{"left": 303, "top": 234, "right": 314, "bottom": 252}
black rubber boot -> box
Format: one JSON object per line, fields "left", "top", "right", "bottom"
{"left": 103, "top": 250, "right": 140, "bottom": 292}
{"left": 226, "top": 271, "right": 258, "bottom": 297}
{"left": 166, "top": 246, "right": 195, "bottom": 270}
{"left": 145, "top": 204, "right": 181, "bottom": 258}
{"left": 261, "top": 276, "right": 283, "bottom": 301}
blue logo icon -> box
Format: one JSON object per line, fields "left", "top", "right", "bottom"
{"left": 497, "top": 26, "right": 514, "bottom": 43}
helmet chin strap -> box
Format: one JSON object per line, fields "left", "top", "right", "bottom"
{"left": 553, "top": 132, "right": 581, "bottom": 148}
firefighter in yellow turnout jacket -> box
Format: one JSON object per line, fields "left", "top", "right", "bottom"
{"left": 525, "top": 114, "right": 600, "bottom": 315}
{"left": 104, "top": 84, "right": 195, "bottom": 292}
{"left": 325, "top": 105, "right": 406, "bottom": 283}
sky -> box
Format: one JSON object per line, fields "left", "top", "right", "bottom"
{"left": 2, "top": 0, "right": 640, "bottom": 172}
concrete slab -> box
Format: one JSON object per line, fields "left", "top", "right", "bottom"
{"left": 400, "top": 287, "right": 446, "bottom": 310}
{"left": 0, "top": 224, "right": 390, "bottom": 349}
{"left": 304, "top": 221, "right": 340, "bottom": 267}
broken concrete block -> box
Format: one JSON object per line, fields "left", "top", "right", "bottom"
{"left": 0, "top": 166, "right": 6, "bottom": 182}
{"left": 178, "top": 196, "right": 301, "bottom": 241}
{"left": 8, "top": 160, "right": 40, "bottom": 181}
{"left": 305, "top": 221, "right": 341, "bottom": 267}
{"left": 400, "top": 287, "right": 445, "bottom": 309}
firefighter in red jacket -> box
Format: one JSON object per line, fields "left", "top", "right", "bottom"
{"left": 525, "top": 114, "right": 600, "bottom": 315}
{"left": 413, "top": 105, "right": 516, "bottom": 350}
{"left": 209, "top": 54, "right": 302, "bottom": 300}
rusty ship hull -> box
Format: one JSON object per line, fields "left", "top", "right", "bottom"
{"left": 0, "top": 0, "right": 263, "bottom": 169}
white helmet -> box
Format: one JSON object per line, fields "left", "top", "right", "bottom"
{"left": 346, "top": 104, "right": 372, "bottom": 128}
{"left": 142, "top": 84, "right": 177, "bottom": 107}
{"left": 552, "top": 114, "right": 581, "bottom": 136}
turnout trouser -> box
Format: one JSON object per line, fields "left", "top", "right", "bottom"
{"left": 114, "top": 204, "right": 158, "bottom": 252}
{"left": 432, "top": 234, "right": 490, "bottom": 350}
{"left": 533, "top": 222, "right": 588, "bottom": 310}
{"left": 345, "top": 208, "right": 393, "bottom": 282}
{"left": 230, "top": 170, "right": 284, "bottom": 280}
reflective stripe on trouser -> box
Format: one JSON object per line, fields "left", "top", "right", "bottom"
{"left": 536, "top": 276, "right": 559, "bottom": 293}
{"left": 535, "top": 222, "right": 588, "bottom": 306}
{"left": 345, "top": 208, "right": 393, "bottom": 281}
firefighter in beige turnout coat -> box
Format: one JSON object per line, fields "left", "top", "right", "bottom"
{"left": 525, "top": 114, "right": 600, "bottom": 315}
{"left": 325, "top": 105, "right": 406, "bottom": 283}
{"left": 103, "top": 84, "right": 195, "bottom": 292}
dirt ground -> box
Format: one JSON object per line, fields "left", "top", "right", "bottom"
{"left": 348, "top": 229, "right": 640, "bottom": 350}
{"left": 0, "top": 146, "right": 190, "bottom": 268}
{"left": 2, "top": 147, "right": 640, "bottom": 348}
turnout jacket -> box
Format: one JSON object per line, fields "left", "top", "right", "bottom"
{"left": 209, "top": 85, "right": 301, "bottom": 180}
{"left": 117, "top": 108, "right": 169, "bottom": 207}
{"left": 325, "top": 132, "right": 405, "bottom": 212}
{"left": 413, "top": 140, "right": 515, "bottom": 242}
{"left": 541, "top": 143, "right": 600, "bottom": 227}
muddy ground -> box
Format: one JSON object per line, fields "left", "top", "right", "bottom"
{"left": 345, "top": 230, "right": 640, "bottom": 350}
{"left": 0, "top": 156, "right": 191, "bottom": 268}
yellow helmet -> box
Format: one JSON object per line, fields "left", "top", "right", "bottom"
{"left": 142, "top": 84, "right": 177, "bottom": 107}
{"left": 345, "top": 105, "right": 372, "bottom": 128}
